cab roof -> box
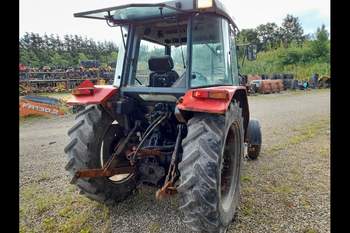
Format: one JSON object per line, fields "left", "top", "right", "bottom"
{"left": 74, "top": 0, "right": 238, "bottom": 30}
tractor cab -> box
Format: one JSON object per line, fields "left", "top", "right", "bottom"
{"left": 74, "top": 0, "right": 241, "bottom": 101}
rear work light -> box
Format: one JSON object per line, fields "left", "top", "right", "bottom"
{"left": 192, "top": 90, "right": 229, "bottom": 100}
{"left": 196, "top": 0, "right": 213, "bottom": 9}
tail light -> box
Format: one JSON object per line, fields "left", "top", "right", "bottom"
{"left": 192, "top": 90, "right": 229, "bottom": 100}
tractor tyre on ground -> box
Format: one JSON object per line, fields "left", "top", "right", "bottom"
{"left": 64, "top": 105, "right": 136, "bottom": 205}
{"left": 178, "top": 102, "right": 244, "bottom": 233}
{"left": 246, "top": 119, "right": 262, "bottom": 160}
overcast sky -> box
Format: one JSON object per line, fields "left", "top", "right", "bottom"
{"left": 20, "top": 0, "right": 330, "bottom": 42}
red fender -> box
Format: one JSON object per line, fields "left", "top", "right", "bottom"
{"left": 177, "top": 86, "right": 247, "bottom": 114}
{"left": 67, "top": 80, "right": 117, "bottom": 105}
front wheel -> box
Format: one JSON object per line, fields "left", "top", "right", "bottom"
{"left": 178, "top": 102, "right": 244, "bottom": 233}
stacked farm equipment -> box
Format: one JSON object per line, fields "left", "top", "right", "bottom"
{"left": 270, "top": 73, "right": 293, "bottom": 90}
{"left": 242, "top": 74, "right": 284, "bottom": 94}
{"left": 241, "top": 72, "right": 329, "bottom": 94}
{"left": 317, "top": 75, "right": 330, "bottom": 88}
{"left": 19, "top": 63, "right": 115, "bottom": 95}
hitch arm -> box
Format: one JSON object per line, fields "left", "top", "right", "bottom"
{"left": 156, "top": 124, "right": 184, "bottom": 200}
{"left": 70, "top": 167, "right": 135, "bottom": 184}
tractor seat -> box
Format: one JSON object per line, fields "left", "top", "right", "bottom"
{"left": 148, "top": 56, "right": 179, "bottom": 87}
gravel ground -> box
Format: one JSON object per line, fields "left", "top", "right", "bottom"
{"left": 19, "top": 89, "right": 330, "bottom": 233}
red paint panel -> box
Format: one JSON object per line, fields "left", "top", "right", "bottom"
{"left": 177, "top": 86, "right": 246, "bottom": 114}
{"left": 67, "top": 85, "right": 117, "bottom": 105}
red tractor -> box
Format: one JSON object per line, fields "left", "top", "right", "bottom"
{"left": 65, "top": 1, "right": 262, "bottom": 232}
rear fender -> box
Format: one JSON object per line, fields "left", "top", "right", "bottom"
{"left": 177, "top": 86, "right": 250, "bottom": 140}
{"left": 177, "top": 86, "right": 245, "bottom": 114}
{"left": 67, "top": 80, "right": 117, "bottom": 105}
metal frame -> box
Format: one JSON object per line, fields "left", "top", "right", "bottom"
{"left": 74, "top": 3, "right": 186, "bottom": 23}
{"left": 73, "top": 1, "right": 238, "bottom": 30}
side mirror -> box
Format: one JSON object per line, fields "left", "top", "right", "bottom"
{"left": 246, "top": 45, "right": 257, "bottom": 61}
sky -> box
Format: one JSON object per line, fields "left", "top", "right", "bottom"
{"left": 19, "top": 0, "right": 330, "bottom": 42}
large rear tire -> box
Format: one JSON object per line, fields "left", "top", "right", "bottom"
{"left": 178, "top": 102, "right": 244, "bottom": 233}
{"left": 64, "top": 105, "right": 136, "bottom": 205}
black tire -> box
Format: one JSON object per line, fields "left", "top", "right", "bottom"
{"left": 178, "top": 102, "right": 244, "bottom": 233}
{"left": 64, "top": 105, "right": 136, "bottom": 205}
{"left": 246, "top": 119, "right": 262, "bottom": 160}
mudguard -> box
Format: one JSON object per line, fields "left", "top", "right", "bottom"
{"left": 177, "top": 86, "right": 247, "bottom": 114}
{"left": 67, "top": 80, "right": 117, "bottom": 105}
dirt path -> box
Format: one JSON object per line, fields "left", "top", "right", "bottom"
{"left": 19, "top": 89, "right": 330, "bottom": 233}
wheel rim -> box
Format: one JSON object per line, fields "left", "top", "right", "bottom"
{"left": 220, "top": 122, "right": 240, "bottom": 211}
{"left": 100, "top": 121, "right": 134, "bottom": 183}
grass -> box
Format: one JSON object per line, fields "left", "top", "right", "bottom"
{"left": 265, "top": 118, "right": 329, "bottom": 155}
{"left": 240, "top": 199, "right": 255, "bottom": 217}
{"left": 37, "top": 171, "right": 51, "bottom": 182}
{"left": 270, "top": 184, "right": 294, "bottom": 195}
{"left": 300, "top": 197, "right": 312, "bottom": 209}
{"left": 20, "top": 183, "right": 110, "bottom": 233}
{"left": 148, "top": 222, "right": 161, "bottom": 233}
{"left": 241, "top": 175, "right": 253, "bottom": 184}
{"left": 319, "top": 146, "right": 329, "bottom": 157}
{"left": 20, "top": 114, "right": 50, "bottom": 124}
{"left": 303, "top": 228, "right": 318, "bottom": 233}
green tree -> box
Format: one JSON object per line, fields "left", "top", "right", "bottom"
{"left": 280, "top": 14, "right": 304, "bottom": 47}
{"left": 78, "top": 52, "right": 88, "bottom": 63}
{"left": 237, "top": 29, "right": 261, "bottom": 57}
{"left": 109, "top": 51, "right": 118, "bottom": 62}
{"left": 237, "top": 29, "right": 260, "bottom": 45}
{"left": 256, "top": 23, "right": 280, "bottom": 50}
{"left": 310, "top": 24, "right": 330, "bottom": 63}
{"left": 50, "top": 53, "right": 69, "bottom": 68}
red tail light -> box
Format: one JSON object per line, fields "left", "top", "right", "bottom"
{"left": 192, "top": 90, "right": 209, "bottom": 98}
{"left": 192, "top": 90, "right": 229, "bottom": 100}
